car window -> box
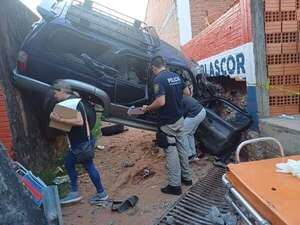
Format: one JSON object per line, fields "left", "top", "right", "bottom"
{"left": 119, "top": 55, "right": 148, "bottom": 85}
{"left": 46, "top": 29, "right": 113, "bottom": 66}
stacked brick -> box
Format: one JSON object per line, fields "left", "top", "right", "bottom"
{"left": 265, "top": 0, "right": 300, "bottom": 115}
{"left": 189, "top": 0, "right": 238, "bottom": 37}
{"left": 183, "top": 1, "right": 252, "bottom": 62}
{"left": 0, "top": 86, "right": 13, "bottom": 157}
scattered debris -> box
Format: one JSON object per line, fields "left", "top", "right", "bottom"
{"left": 53, "top": 175, "right": 70, "bottom": 185}
{"left": 101, "top": 124, "right": 127, "bottom": 136}
{"left": 279, "top": 114, "right": 296, "bottom": 120}
{"left": 132, "top": 167, "right": 156, "bottom": 184}
{"left": 62, "top": 127, "right": 213, "bottom": 225}
{"left": 121, "top": 160, "right": 135, "bottom": 168}
{"left": 143, "top": 168, "right": 151, "bottom": 177}
{"left": 96, "top": 145, "right": 105, "bottom": 150}
{"left": 111, "top": 196, "right": 139, "bottom": 213}
{"left": 94, "top": 200, "right": 112, "bottom": 208}
{"left": 54, "top": 166, "right": 64, "bottom": 175}
{"left": 165, "top": 216, "right": 175, "bottom": 225}
{"left": 205, "top": 206, "right": 237, "bottom": 225}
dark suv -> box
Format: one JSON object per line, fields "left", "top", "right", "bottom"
{"left": 13, "top": 0, "right": 251, "bottom": 155}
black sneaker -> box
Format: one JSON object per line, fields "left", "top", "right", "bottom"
{"left": 181, "top": 178, "right": 193, "bottom": 186}
{"left": 161, "top": 185, "right": 182, "bottom": 195}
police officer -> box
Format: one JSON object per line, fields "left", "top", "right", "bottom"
{"left": 143, "top": 56, "right": 193, "bottom": 195}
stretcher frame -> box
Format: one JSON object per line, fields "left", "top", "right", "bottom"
{"left": 222, "top": 137, "right": 285, "bottom": 225}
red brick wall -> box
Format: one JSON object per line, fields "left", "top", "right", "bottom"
{"left": 0, "top": 85, "right": 13, "bottom": 157}
{"left": 182, "top": 0, "right": 252, "bottom": 61}
{"left": 264, "top": 0, "right": 300, "bottom": 115}
{"left": 189, "top": 0, "right": 239, "bottom": 37}
{"left": 145, "top": 0, "right": 180, "bottom": 48}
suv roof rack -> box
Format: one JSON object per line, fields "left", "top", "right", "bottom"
{"left": 66, "top": 0, "right": 160, "bottom": 52}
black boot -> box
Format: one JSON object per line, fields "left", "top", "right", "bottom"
{"left": 181, "top": 178, "right": 193, "bottom": 186}
{"left": 161, "top": 185, "right": 182, "bottom": 195}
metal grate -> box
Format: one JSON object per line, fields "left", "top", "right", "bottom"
{"left": 157, "top": 167, "right": 232, "bottom": 225}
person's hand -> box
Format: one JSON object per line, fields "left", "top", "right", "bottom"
{"left": 142, "top": 105, "right": 149, "bottom": 113}
{"left": 50, "top": 112, "right": 61, "bottom": 122}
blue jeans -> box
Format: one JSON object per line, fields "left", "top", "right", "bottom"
{"left": 64, "top": 150, "right": 104, "bottom": 193}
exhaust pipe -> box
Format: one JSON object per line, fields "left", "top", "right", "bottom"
{"left": 12, "top": 69, "right": 51, "bottom": 93}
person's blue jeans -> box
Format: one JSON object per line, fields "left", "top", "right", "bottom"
{"left": 64, "top": 150, "right": 104, "bottom": 193}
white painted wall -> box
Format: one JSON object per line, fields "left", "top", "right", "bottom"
{"left": 197, "top": 42, "right": 256, "bottom": 85}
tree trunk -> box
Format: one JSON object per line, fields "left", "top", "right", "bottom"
{"left": 0, "top": 144, "right": 47, "bottom": 225}
{"left": 0, "top": 0, "right": 58, "bottom": 171}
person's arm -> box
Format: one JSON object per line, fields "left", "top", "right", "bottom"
{"left": 144, "top": 95, "right": 165, "bottom": 112}
{"left": 50, "top": 111, "right": 84, "bottom": 126}
{"left": 143, "top": 77, "right": 166, "bottom": 112}
{"left": 183, "top": 86, "right": 190, "bottom": 96}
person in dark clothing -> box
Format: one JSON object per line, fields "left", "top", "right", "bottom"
{"left": 143, "top": 56, "right": 192, "bottom": 196}
{"left": 182, "top": 84, "right": 206, "bottom": 162}
{"left": 50, "top": 82, "right": 108, "bottom": 205}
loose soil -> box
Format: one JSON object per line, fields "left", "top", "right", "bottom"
{"left": 63, "top": 125, "right": 213, "bottom": 225}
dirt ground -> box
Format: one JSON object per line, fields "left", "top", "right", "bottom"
{"left": 62, "top": 126, "right": 213, "bottom": 225}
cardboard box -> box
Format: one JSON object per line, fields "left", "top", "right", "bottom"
{"left": 49, "top": 98, "right": 81, "bottom": 132}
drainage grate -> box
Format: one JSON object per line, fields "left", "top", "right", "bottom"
{"left": 157, "top": 167, "right": 231, "bottom": 225}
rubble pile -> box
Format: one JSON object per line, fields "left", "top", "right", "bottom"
{"left": 207, "top": 77, "right": 247, "bottom": 122}
{"left": 239, "top": 131, "right": 282, "bottom": 162}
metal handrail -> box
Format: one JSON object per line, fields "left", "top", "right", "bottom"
{"left": 235, "top": 137, "right": 285, "bottom": 163}
{"left": 66, "top": 0, "right": 160, "bottom": 50}
{"left": 222, "top": 175, "right": 271, "bottom": 225}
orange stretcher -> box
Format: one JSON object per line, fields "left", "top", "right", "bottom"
{"left": 222, "top": 137, "right": 300, "bottom": 225}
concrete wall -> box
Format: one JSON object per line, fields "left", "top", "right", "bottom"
{"left": 189, "top": 0, "right": 238, "bottom": 37}
{"left": 260, "top": 116, "right": 300, "bottom": 155}
{"left": 145, "top": 0, "right": 181, "bottom": 48}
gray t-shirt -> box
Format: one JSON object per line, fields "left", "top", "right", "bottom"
{"left": 182, "top": 96, "right": 203, "bottom": 118}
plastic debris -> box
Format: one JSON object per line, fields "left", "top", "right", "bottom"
{"left": 276, "top": 159, "right": 300, "bottom": 178}
{"left": 53, "top": 175, "right": 70, "bottom": 185}
{"left": 279, "top": 114, "right": 295, "bottom": 120}
{"left": 96, "top": 145, "right": 105, "bottom": 150}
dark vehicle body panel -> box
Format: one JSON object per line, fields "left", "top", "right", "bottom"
{"left": 13, "top": 1, "right": 252, "bottom": 155}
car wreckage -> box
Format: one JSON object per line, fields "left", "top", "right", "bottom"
{"left": 12, "top": 0, "right": 252, "bottom": 158}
